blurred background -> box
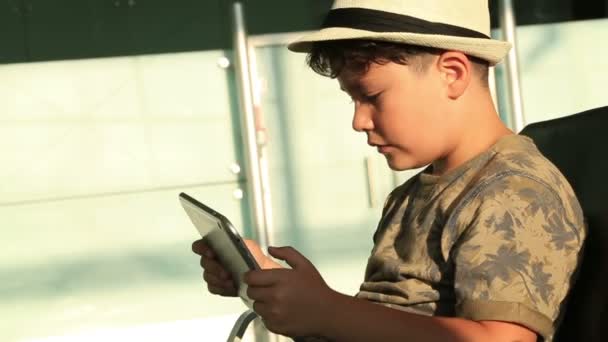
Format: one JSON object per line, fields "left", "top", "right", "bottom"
{"left": 1, "top": 0, "right": 607, "bottom": 341}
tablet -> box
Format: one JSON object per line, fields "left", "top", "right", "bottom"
{"left": 179, "top": 192, "right": 260, "bottom": 308}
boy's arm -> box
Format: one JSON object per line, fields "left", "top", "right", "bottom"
{"left": 245, "top": 247, "right": 537, "bottom": 342}
{"left": 320, "top": 291, "right": 537, "bottom": 342}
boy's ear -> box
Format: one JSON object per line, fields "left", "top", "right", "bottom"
{"left": 436, "top": 51, "right": 472, "bottom": 99}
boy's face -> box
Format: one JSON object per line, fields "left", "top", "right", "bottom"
{"left": 338, "top": 59, "right": 459, "bottom": 171}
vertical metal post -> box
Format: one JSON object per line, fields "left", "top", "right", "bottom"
{"left": 248, "top": 44, "right": 276, "bottom": 248}
{"left": 499, "top": 0, "right": 526, "bottom": 132}
{"left": 232, "top": 2, "right": 270, "bottom": 249}
{"left": 364, "top": 157, "right": 377, "bottom": 208}
{"left": 232, "top": 3, "right": 278, "bottom": 342}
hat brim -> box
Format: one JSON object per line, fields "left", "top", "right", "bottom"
{"left": 287, "top": 27, "right": 511, "bottom": 66}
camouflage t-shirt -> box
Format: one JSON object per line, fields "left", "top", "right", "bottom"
{"left": 355, "top": 134, "right": 585, "bottom": 341}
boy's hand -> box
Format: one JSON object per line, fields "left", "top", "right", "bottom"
{"left": 244, "top": 246, "right": 337, "bottom": 337}
{"left": 192, "top": 239, "right": 283, "bottom": 297}
{"left": 192, "top": 239, "right": 237, "bottom": 296}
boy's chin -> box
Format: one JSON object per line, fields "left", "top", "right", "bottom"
{"left": 384, "top": 155, "right": 418, "bottom": 171}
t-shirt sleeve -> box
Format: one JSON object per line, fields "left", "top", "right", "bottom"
{"left": 451, "top": 175, "right": 585, "bottom": 340}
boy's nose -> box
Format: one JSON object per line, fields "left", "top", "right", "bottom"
{"left": 352, "top": 107, "right": 374, "bottom": 132}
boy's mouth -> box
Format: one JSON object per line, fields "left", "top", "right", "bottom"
{"left": 377, "top": 145, "right": 392, "bottom": 154}
{"left": 369, "top": 141, "right": 392, "bottom": 154}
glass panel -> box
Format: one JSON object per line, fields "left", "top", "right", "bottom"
{"left": 0, "top": 51, "right": 251, "bottom": 341}
{"left": 0, "top": 52, "right": 241, "bottom": 202}
{"left": 494, "top": 18, "right": 608, "bottom": 125}
{"left": 2, "top": 184, "right": 249, "bottom": 341}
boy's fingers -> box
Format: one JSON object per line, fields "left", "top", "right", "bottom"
{"left": 203, "top": 270, "right": 233, "bottom": 287}
{"left": 208, "top": 284, "right": 237, "bottom": 297}
{"left": 200, "top": 258, "right": 230, "bottom": 279}
{"left": 192, "top": 239, "right": 214, "bottom": 257}
{"left": 267, "top": 246, "right": 310, "bottom": 270}
{"left": 246, "top": 285, "right": 273, "bottom": 302}
{"left": 244, "top": 269, "right": 285, "bottom": 287}
{"left": 194, "top": 239, "right": 238, "bottom": 297}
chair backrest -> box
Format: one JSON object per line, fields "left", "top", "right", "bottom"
{"left": 520, "top": 106, "right": 608, "bottom": 342}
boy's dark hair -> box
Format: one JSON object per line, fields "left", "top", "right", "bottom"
{"left": 306, "top": 40, "right": 489, "bottom": 86}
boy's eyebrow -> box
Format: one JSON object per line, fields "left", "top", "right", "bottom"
{"left": 340, "top": 83, "right": 363, "bottom": 94}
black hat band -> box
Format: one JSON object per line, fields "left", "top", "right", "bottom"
{"left": 322, "top": 8, "right": 490, "bottom": 39}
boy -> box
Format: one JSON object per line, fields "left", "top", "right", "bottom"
{"left": 192, "top": 1, "right": 585, "bottom": 341}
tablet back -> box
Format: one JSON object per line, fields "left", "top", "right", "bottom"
{"left": 179, "top": 193, "right": 257, "bottom": 308}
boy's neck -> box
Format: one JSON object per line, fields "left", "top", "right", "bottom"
{"left": 431, "top": 94, "right": 513, "bottom": 177}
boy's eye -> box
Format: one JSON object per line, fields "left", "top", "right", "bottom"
{"left": 363, "top": 93, "right": 381, "bottom": 103}
{"left": 348, "top": 92, "right": 381, "bottom": 105}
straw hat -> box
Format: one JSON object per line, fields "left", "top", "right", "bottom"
{"left": 288, "top": 0, "right": 511, "bottom": 65}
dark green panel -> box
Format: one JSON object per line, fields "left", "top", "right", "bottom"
{"left": 0, "top": 0, "right": 27, "bottom": 63}
{"left": 21, "top": 0, "right": 229, "bottom": 63}
{"left": 127, "top": 0, "right": 229, "bottom": 55}
{"left": 240, "top": 0, "right": 333, "bottom": 35}
{"left": 26, "top": 0, "right": 130, "bottom": 61}
{"left": 490, "top": 0, "right": 608, "bottom": 28}
{"left": 10, "top": 0, "right": 607, "bottom": 64}
{"left": 2, "top": 0, "right": 334, "bottom": 64}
